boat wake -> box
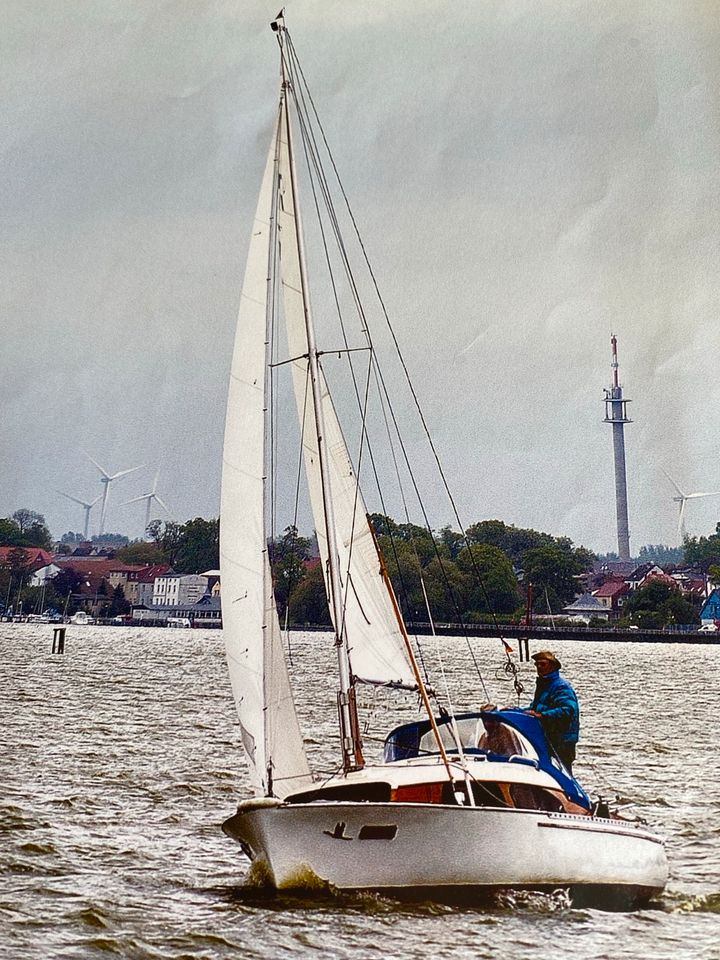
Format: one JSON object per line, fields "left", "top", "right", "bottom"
{"left": 664, "top": 891, "right": 720, "bottom": 914}
{"left": 493, "top": 888, "right": 572, "bottom": 912}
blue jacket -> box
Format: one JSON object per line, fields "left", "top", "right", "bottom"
{"left": 529, "top": 670, "right": 579, "bottom": 745}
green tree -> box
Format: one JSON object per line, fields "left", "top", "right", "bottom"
{"left": 12, "top": 509, "right": 44, "bottom": 536}
{"left": 0, "top": 519, "right": 23, "bottom": 546}
{"left": 91, "top": 533, "right": 129, "bottom": 546}
{"left": 148, "top": 519, "right": 182, "bottom": 566}
{"left": 624, "top": 580, "right": 699, "bottom": 627}
{"left": 115, "top": 542, "right": 166, "bottom": 565}
{"left": 53, "top": 568, "right": 84, "bottom": 601}
{"left": 108, "top": 585, "right": 130, "bottom": 617}
{"left": 271, "top": 525, "right": 311, "bottom": 617}
{"left": 456, "top": 543, "right": 520, "bottom": 615}
{"left": 683, "top": 524, "right": 720, "bottom": 569}
{"left": 420, "top": 555, "right": 470, "bottom": 622}
{"left": 466, "top": 520, "right": 552, "bottom": 563}
{"left": 61, "top": 531, "right": 85, "bottom": 543}
{"left": 96, "top": 579, "right": 114, "bottom": 616}
{"left": 376, "top": 536, "right": 423, "bottom": 619}
{"left": 522, "top": 545, "right": 582, "bottom": 611}
{"left": 369, "top": 515, "right": 436, "bottom": 565}
{"left": 12, "top": 510, "right": 52, "bottom": 548}
{"left": 368, "top": 513, "right": 399, "bottom": 538}
{"left": 637, "top": 544, "right": 684, "bottom": 564}
{"left": 436, "top": 525, "right": 464, "bottom": 561}
{"left": 288, "top": 564, "right": 330, "bottom": 625}
{"left": 174, "top": 518, "right": 219, "bottom": 573}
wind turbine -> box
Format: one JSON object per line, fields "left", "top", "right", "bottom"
{"left": 85, "top": 453, "right": 143, "bottom": 535}
{"left": 124, "top": 471, "right": 170, "bottom": 536}
{"left": 662, "top": 468, "right": 720, "bottom": 543}
{"left": 57, "top": 491, "right": 102, "bottom": 540}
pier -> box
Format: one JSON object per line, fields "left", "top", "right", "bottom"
{"left": 405, "top": 622, "right": 720, "bottom": 645}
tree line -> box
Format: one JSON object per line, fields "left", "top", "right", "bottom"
{"left": 2, "top": 505, "right": 716, "bottom": 626}
{"left": 272, "top": 515, "right": 596, "bottom": 627}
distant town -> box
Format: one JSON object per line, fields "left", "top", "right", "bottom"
{"left": 2, "top": 507, "right": 720, "bottom": 634}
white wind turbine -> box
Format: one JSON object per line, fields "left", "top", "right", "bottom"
{"left": 57, "top": 491, "right": 102, "bottom": 540}
{"left": 662, "top": 468, "right": 720, "bottom": 543}
{"left": 85, "top": 453, "right": 143, "bottom": 535}
{"left": 124, "top": 471, "right": 171, "bottom": 537}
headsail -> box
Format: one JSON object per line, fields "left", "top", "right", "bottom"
{"left": 275, "top": 94, "right": 416, "bottom": 690}
{"left": 220, "top": 113, "right": 312, "bottom": 797}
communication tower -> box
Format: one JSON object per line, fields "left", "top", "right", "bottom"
{"left": 603, "top": 335, "right": 632, "bottom": 561}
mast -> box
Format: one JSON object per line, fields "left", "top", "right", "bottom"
{"left": 276, "top": 20, "right": 362, "bottom": 772}
{"left": 262, "top": 103, "right": 282, "bottom": 791}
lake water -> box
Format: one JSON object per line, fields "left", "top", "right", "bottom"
{"left": 1, "top": 625, "right": 719, "bottom": 959}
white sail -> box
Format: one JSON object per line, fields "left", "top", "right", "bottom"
{"left": 220, "top": 114, "right": 311, "bottom": 798}
{"left": 275, "top": 98, "right": 416, "bottom": 689}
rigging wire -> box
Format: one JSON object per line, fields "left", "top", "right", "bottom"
{"left": 285, "top": 37, "right": 436, "bottom": 692}
{"left": 284, "top": 31, "right": 519, "bottom": 685}
{"left": 281, "top": 28, "right": 525, "bottom": 741}
{"left": 283, "top": 33, "right": 442, "bottom": 694}
{"left": 369, "top": 357, "right": 490, "bottom": 693}
{"left": 280, "top": 365, "right": 313, "bottom": 666}
{"left": 284, "top": 50, "right": 374, "bottom": 656}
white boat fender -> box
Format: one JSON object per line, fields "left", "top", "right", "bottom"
{"left": 236, "top": 797, "right": 284, "bottom": 813}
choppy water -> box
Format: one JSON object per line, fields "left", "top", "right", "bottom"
{"left": 1, "top": 625, "right": 719, "bottom": 959}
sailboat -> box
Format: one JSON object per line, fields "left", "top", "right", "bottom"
{"left": 220, "top": 16, "right": 668, "bottom": 906}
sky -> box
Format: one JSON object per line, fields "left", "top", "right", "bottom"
{"left": 2, "top": 0, "right": 720, "bottom": 553}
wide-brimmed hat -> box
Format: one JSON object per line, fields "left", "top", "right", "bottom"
{"left": 531, "top": 650, "right": 561, "bottom": 670}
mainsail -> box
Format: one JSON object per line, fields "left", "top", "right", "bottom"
{"left": 275, "top": 94, "right": 416, "bottom": 689}
{"left": 220, "top": 113, "right": 311, "bottom": 798}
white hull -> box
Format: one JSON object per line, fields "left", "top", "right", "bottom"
{"left": 224, "top": 799, "right": 668, "bottom": 906}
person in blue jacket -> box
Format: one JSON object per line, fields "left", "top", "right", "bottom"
{"left": 526, "top": 650, "right": 579, "bottom": 772}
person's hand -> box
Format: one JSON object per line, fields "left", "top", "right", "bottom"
{"left": 526, "top": 709, "right": 541, "bottom": 717}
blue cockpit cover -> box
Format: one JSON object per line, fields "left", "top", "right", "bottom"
{"left": 383, "top": 708, "right": 591, "bottom": 810}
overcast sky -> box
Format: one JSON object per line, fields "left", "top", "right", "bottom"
{"left": 2, "top": 0, "right": 719, "bottom": 553}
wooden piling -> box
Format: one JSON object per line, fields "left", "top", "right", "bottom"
{"left": 52, "top": 626, "right": 66, "bottom": 654}
{"left": 519, "top": 582, "right": 533, "bottom": 662}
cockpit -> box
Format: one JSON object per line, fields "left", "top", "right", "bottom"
{"left": 384, "top": 711, "right": 539, "bottom": 763}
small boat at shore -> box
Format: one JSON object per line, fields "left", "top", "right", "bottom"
{"left": 219, "top": 15, "right": 668, "bottom": 907}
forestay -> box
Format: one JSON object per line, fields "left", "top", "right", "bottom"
{"left": 220, "top": 112, "right": 311, "bottom": 798}
{"left": 275, "top": 95, "right": 416, "bottom": 689}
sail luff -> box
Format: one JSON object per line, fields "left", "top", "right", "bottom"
{"left": 220, "top": 104, "right": 311, "bottom": 798}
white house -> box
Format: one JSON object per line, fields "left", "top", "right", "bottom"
{"left": 562, "top": 592, "right": 610, "bottom": 622}
{"left": 153, "top": 574, "right": 209, "bottom": 607}
{"left": 29, "top": 563, "right": 62, "bottom": 587}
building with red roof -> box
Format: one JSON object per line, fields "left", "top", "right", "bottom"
{"left": 592, "top": 579, "right": 631, "bottom": 619}
{"left": 0, "top": 547, "right": 54, "bottom": 572}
